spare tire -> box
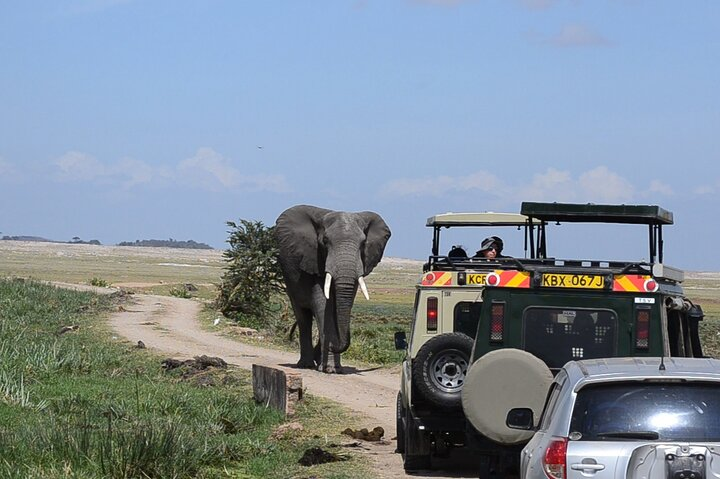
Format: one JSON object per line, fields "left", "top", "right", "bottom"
{"left": 461, "top": 348, "right": 553, "bottom": 445}
{"left": 412, "top": 332, "right": 474, "bottom": 409}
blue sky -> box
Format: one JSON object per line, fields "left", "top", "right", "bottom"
{"left": 1, "top": 1, "right": 718, "bottom": 270}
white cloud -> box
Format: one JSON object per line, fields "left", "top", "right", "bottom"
{"left": 54, "top": 150, "right": 160, "bottom": 188}
{"left": 647, "top": 179, "right": 674, "bottom": 197}
{"left": 694, "top": 185, "right": 715, "bottom": 195}
{"left": 524, "top": 168, "right": 576, "bottom": 202}
{"left": 51, "top": 148, "right": 290, "bottom": 193}
{"left": 577, "top": 166, "right": 634, "bottom": 203}
{"left": 0, "top": 157, "right": 14, "bottom": 176}
{"left": 178, "top": 147, "right": 290, "bottom": 193}
{"left": 529, "top": 24, "right": 610, "bottom": 48}
{"left": 54, "top": 151, "right": 107, "bottom": 181}
{"left": 381, "top": 166, "right": 639, "bottom": 204}
{"left": 381, "top": 170, "right": 503, "bottom": 197}
{"left": 114, "top": 157, "right": 158, "bottom": 187}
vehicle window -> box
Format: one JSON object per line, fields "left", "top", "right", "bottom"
{"left": 538, "top": 372, "right": 567, "bottom": 431}
{"left": 570, "top": 382, "right": 720, "bottom": 441}
{"left": 523, "top": 308, "right": 617, "bottom": 369}
{"left": 454, "top": 302, "right": 482, "bottom": 338}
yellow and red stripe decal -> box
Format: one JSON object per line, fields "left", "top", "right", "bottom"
{"left": 613, "top": 274, "right": 653, "bottom": 292}
{"left": 421, "top": 272, "right": 453, "bottom": 286}
{"left": 491, "top": 270, "right": 531, "bottom": 288}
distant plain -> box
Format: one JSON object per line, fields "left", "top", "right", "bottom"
{"left": 1, "top": 239, "right": 719, "bottom": 357}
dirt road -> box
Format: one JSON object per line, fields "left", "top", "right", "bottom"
{"left": 106, "top": 291, "right": 477, "bottom": 479}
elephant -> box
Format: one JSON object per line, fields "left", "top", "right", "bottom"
{"left": 275, "top": 205, "right": 391, "bottom": 373}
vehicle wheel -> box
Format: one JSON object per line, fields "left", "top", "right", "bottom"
{"left": 412, "top": 332, "right": 473, "bottom": 409}
{"left": 396, "top": 392, "right": 405, "bottom": 454}
{"left": 403, "top": 451, "right": 431, "bottom": 472}
{"left": 403, "top": 405, "right": 431, "bottom": 471}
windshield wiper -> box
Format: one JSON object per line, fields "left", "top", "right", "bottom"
{"left": 596, "top": 431, "right": 660, "bottom": 440}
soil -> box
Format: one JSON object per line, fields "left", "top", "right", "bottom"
{"left": 97, "top": 289, "right": 478, "bottom": 479}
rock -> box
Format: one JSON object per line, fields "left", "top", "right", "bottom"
{"left": 57, "top": 325, "right": 79, "bottom": 335}
{"left": 298, "top": 447, "right": 347, "bottom": 466}
{"left": 342, "top": 426, "right": 385, "bottom": 441}
{"left": 235, "top": 326, "right": 258, "bottom": 336}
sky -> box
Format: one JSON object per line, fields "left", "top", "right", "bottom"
{"left": 1, "top": 1, "right": 718, "bottom": 270}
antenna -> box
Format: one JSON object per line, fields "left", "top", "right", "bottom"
{"left": 659, "top": 354, "right": 666, "bottom": 371}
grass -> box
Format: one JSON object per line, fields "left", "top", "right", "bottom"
{"left": 0, "top": 279, "right": 372, "bottom": 478}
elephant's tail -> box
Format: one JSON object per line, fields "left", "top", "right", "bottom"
{"left": 288, "top": 320, "right": 298, "bottom": 340}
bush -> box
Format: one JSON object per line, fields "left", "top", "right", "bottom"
{"left": 216, "top": 220, "right": 285, "bottom": 326}
{"left": 169, "top": 285, "right": 191, "bottom": 298}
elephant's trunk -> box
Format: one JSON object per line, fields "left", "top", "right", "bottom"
{"left": 329, "top": 277, "right": 357, "bottom": 354}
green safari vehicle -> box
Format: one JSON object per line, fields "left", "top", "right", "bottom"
{"left": 395, "top": 202, "right": 705, "bottom": 477}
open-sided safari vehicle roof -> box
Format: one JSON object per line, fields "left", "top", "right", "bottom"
{"left": 426, "top": 212, "right": 536, "bottom": 266}
{"left": 424, "top": 202, "right": 682, "bottom": 284}
{"left": 521, "top": 201, "right": 673, "bottom": 266}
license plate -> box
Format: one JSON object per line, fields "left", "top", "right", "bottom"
{"left": 466, "top": 274, "right": 488, "bottom": 285}
{"left": 541, "top": 273, "right": 604, "bottom": 289}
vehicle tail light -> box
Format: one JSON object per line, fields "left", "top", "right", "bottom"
{"left": 635, "top": 308, "right": 650, "bottom": 350}
{"left": 542, "top": 437, "right": 567, "bottom": 479}
{"left": 490, "top": 302, "right": 505, "bottom": 343}
{"left": 427, "top": 297, "right": 438, "bottom": 332}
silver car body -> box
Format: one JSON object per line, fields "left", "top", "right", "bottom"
{"left": 520, "top": 357, "right": 720, "bottom": 479}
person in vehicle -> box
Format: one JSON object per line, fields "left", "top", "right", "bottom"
{"left": 473, "top": 236, "right": 507, "bottom": 259}
{"left": 447, "top": 245, "right": 468, "bottom": 259}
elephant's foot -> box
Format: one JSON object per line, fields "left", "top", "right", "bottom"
{"left": 318, "top": 364, "right": 344, "bottom": 374}
{"left": 297, "top": 358, "right": 317, "bottom": 369}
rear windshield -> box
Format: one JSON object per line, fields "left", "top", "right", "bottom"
{"left": 523, "top": 308, "right": 617, "bottom": 369}
{"left": 570, "top": 382, "right": 720, "bottom": 442}
{"left": 455, "top": 302, "right": 482, "bottom": 338}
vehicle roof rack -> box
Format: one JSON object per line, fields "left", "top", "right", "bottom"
{"left": 521, "top": 202, "right": 673, "bottom": 264}
{"left": 520, "top": 202, "right": 673, "bottom": 225}
{"left": 426, "top": 212, "right": 534, "bottom": 228}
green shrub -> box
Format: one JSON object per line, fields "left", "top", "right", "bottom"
{"left": 215, "top": 220, "right": 285, "bottom": 326}
{"left": 89, "top": 277, "right": 109, "bottom": 287}
{"left": 169, "top": 285, "right": 191, "bottom": 298}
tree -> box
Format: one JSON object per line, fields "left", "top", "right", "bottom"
{"left": 216, "top": 219, "right": 285, "bottom": 325}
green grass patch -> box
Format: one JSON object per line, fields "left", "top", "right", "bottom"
{"left": 0, "top": 279, "right": 370, "bottom": 478}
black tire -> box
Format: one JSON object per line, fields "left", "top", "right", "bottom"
{"left": 396, "top": 392, "right": 405, "bottom": 454}
{"left": 403, "top": 451, "right": 431, "bottom": 472}
{"left": 412, "top": 332, "right": 473, "bottom": 409}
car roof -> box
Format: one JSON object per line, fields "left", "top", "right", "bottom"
{"left": 564, "top": 357, "right": 720, "bottom": 388}
{"left": 520, "top": 202, "right": 674, "bottom": 225}
{"left": 426, "top": 212, "right": 535, "bottom": 227}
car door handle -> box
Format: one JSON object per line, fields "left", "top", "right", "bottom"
{"left": 570, "top": 463, "right": 605, "bottom": 472}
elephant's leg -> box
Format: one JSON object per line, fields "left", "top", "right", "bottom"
{"left": 318, "top": 294, "right": 343, "bottom": 374}
{"left": 293, "top": 305, "right": 316, "bottom": 369}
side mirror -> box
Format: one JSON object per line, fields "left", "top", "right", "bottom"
{"left": 394, "top": 331, "right": 408, "bottom": 350}
{"left": 506, "top": 408, "right": 534, "bottom": 430}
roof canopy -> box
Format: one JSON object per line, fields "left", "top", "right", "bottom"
{"left": 520, "top": 202, "right": 673, "bottom": 225}
{"left": 426, "top": 212, "right": 533, "bottom": 227}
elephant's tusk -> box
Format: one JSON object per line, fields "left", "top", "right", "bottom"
{"left": 324, "top": 273, "right": 332, "bottom": 300}
{"left": 358, "top": 276, "right": 370, "bottom": 301}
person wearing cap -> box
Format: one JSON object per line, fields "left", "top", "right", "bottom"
{"left": 473, "top": 236, "right": 507, "bottom": 259}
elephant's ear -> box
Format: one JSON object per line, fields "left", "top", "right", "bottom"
{"left": 275, "top": 205, "right": 332, "bottom": 280}
{"left": 359, "top": 212, "right": 391, "bottom": 276}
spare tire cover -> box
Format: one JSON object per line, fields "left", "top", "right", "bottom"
{"left": 461, "top": 348, "right": 553, "bottom": 445}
